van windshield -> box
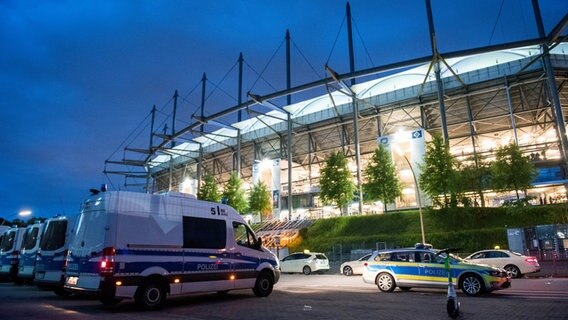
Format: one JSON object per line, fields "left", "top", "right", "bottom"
{"left": 0, "top": 231, "right": 16, "bottom": 251}
{"left": 23, "top": 227, "right": 40, "bottom": 250}
{"left": 40, "top": 220, "right": 67, "bottom": 251}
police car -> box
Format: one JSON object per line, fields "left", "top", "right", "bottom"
{"left": 362, "top": 244, "right": 511, "bottom": 296}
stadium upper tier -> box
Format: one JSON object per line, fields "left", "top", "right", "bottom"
{"left": 148, "top": 43, "right": 568, "bottom": 173}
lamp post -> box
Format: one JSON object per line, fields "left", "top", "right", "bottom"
{"left": 393, "top": 147, "right": 426, "bottom": 244}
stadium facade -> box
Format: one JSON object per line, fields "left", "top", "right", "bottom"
{"left": 106, "top": 2, "right": 568, "bottom": 222}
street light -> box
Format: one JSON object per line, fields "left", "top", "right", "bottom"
{"left": 19, "top": 210, "right": 32, "bottom": 217}
{"left": 392, "top": 146, "right": 426, "bottom": 244}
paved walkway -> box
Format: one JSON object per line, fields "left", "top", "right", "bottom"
{"left": 529, "top": 260, "right": 568, "bottom": 278}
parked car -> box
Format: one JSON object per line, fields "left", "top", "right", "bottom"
{"left": 362, "top": 245, "right": 511, "bottom": 296}
{"left": 340, "top": 253, "right": 372, "bottom": 276}
{"left": 464, "top": 249, "right": 540, "bottom": 278}
{"left": 280, "top": 252, "right": 329, "bottom": 275}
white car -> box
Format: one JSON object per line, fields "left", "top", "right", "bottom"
{"left": 340, "top": 253, "right": 372, "bottom": 276}
{"left": 280, "top": 252, "right": 330, "bottom": 275}
{"left": 464, "top": 249, "right": 540, "bottom": 278}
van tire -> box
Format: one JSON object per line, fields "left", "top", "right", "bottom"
{"left": 53, "top": 287, "right": 72, "bottom": 297}
{"left": 100, "top": 296, "right": 122, "bottom": 306}
{"left": 252, "top": 271, "right": 274, "bottom": 297}
{"left": 135, "top": 281, "right": 167, "bottom": 310}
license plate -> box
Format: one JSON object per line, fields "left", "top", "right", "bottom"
{"left": 66, "top": 276, "right": 78, "bottom": 286}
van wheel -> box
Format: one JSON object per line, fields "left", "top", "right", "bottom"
{"left": 302, "top": 266, "right": 311, "bottom": 275}
{"left": 342, "top": 266, "right": 353, "bottom": 276}
{"left": 252, "top": 271, "right": 274, "bottom": 297}
{"left": 135, "top": 281, "right": 167, "bottom": 310}
{"left": 100, "top": 296, "right": 122, "bottom": 306}
{"left": 53, "top": 287, "right": 72, "bottom": 297}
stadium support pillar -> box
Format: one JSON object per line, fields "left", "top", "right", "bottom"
{"left": 236, "top": 53, "right": 244, "bottom": 177}
{"left": 504, "top": 78, "right": 519, "bottom": 146}
{"left": 146, "top": 105, "right": 157, "bottom": 193}
{"left": 532, "top": 0, "right": 568, "bottom": 171}
{"left": 425, "top": 0, "right": 449, "bottom": 141}
{"left": 346, "top": 2, "right": 355, "bottom": 86}
{"left": 325, "top": 65, "right": 363, "bottom": 215}
{"left": 286, "top": 29, "right": 293, "bottom": 220}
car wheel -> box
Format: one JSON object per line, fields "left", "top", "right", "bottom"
{"left": 376, "top": 273, "right": 395, "bottom": 292}
{"left": 302, "top": 266, "right": 312, "bottom": 275}
{"left": 460, "top": 273, "right": 483, "bottom": 296}
{"left": 504, "top": 265, "right": 521, "bottom": 278}
{"left": 342, "top": 266, "right": 353, "bottom": 276}
{"left": 253, "top": 271, "right": 274, "bottom": 297}
{"left": 135, "top": 281, "right": 167, "bottom": 310}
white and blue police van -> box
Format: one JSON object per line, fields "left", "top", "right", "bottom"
{"left": 64, "top": 190, "right": 280, "bottom": 310}
{"left": 35, "top": 216, "right": 74, "bottom": 296}
{"left": 0, "top": 227, "right": 26, "bottom": 282}
{"left": 18, "top": 222, "right": 44, "bottom": 283}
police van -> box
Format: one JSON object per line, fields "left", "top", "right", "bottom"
{"left": 35, "top": 216, "right": 74, "bottom": 296}
{"left": 0, "top": 227, "right": 26, "bottom": 282}
{"left": 18, "top": 223, "right": 44, "bottom": 283}
{"left": 64, "top": 190, "right": 280, "bottom": 309}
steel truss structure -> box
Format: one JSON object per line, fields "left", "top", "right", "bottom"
{"left": 105, "top": 1, "right": 568, "bottom": 218}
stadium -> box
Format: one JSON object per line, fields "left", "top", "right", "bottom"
{"left": 105, "top": 2, "right": 568, "bottom": 227}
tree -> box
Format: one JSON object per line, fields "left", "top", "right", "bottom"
{"left": 457, "top": 152, "right": 490, "bottom": 207}
{"left": 419, "top": 133, "right": 459, "bottom": 208}
{"left": 248, "top": 181, "right": 272, "bottom": 222}
{"left": 490, "top": 143, "right": 536, "bottom": 201}
{"left": 363, "top": 144, "right": 402, "bottom": 212}
{"left": 197, "top": 173, "right": 221, "bottom": 202}
{"left": 319, "top": 151, "right": 355, "bottom": 215}
{"left": 222, "top": 172, "right": 248, "bottom": 213}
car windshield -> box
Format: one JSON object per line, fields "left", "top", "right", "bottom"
{"left": 436, "top": 252, "right": 464, "bottom": 263}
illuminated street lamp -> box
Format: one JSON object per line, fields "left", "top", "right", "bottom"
{"left": 19, "top": 210, "right": 32, "bottom": 217}
{"left": 392, "top": 146, "right": 426, "bottom": 244}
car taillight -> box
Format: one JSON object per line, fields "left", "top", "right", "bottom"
{"left": 363, "top": 262, "right": 368, "bottom": 267}
{"left": 525, "top": 256, "right": 538, "bottom": 264}
{"left": 100, "top": 247, "right": 115, "bottom": 276}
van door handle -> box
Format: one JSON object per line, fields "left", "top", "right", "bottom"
{"left": 234, "top": 252, "right": 242, "bottom": 257}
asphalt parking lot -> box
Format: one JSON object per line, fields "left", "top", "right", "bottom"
{"left": 1, "top": 273, "right": 567, "bottom": 320}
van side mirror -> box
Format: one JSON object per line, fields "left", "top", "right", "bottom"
{"left": 256, "top": 237, "right": 263, "bottom": 250}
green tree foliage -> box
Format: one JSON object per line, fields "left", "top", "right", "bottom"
{"left": 222, "top": 172, "right": 248, "bottom": 213}
{"left": 248, "top": 181, "right": 272, "bottom": 222}
{"left": 197, "top": 173, "right": 221, "bottom": 202}
{"left": 490, "top": 143, "right": 536, "bottom": 201}
{"left": 457, "top": 152, "right": 490, "bottom": 207}
{"left": 319, "top": 151, "right": 355, "bottom": 215}
{"left": 363, "top": 144, "right": 402, "bottom": 212}
{"left": 419, "top": 133, "right": 458, "bottom": 208}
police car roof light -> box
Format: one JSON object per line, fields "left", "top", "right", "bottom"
{"left": 415, "top": 243, "right": 433, "bottom": 249}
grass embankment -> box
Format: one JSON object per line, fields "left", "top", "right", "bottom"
{"left": 289, "top": 205, "right": 568, "bottom": 254}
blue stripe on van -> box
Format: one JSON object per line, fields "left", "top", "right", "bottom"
{"left": 67, "top": 248, "right": 275, "bottom": 275}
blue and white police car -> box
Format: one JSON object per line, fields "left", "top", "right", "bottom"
{"left": 362, "top": 244, "right": 511, "bottom": 296}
